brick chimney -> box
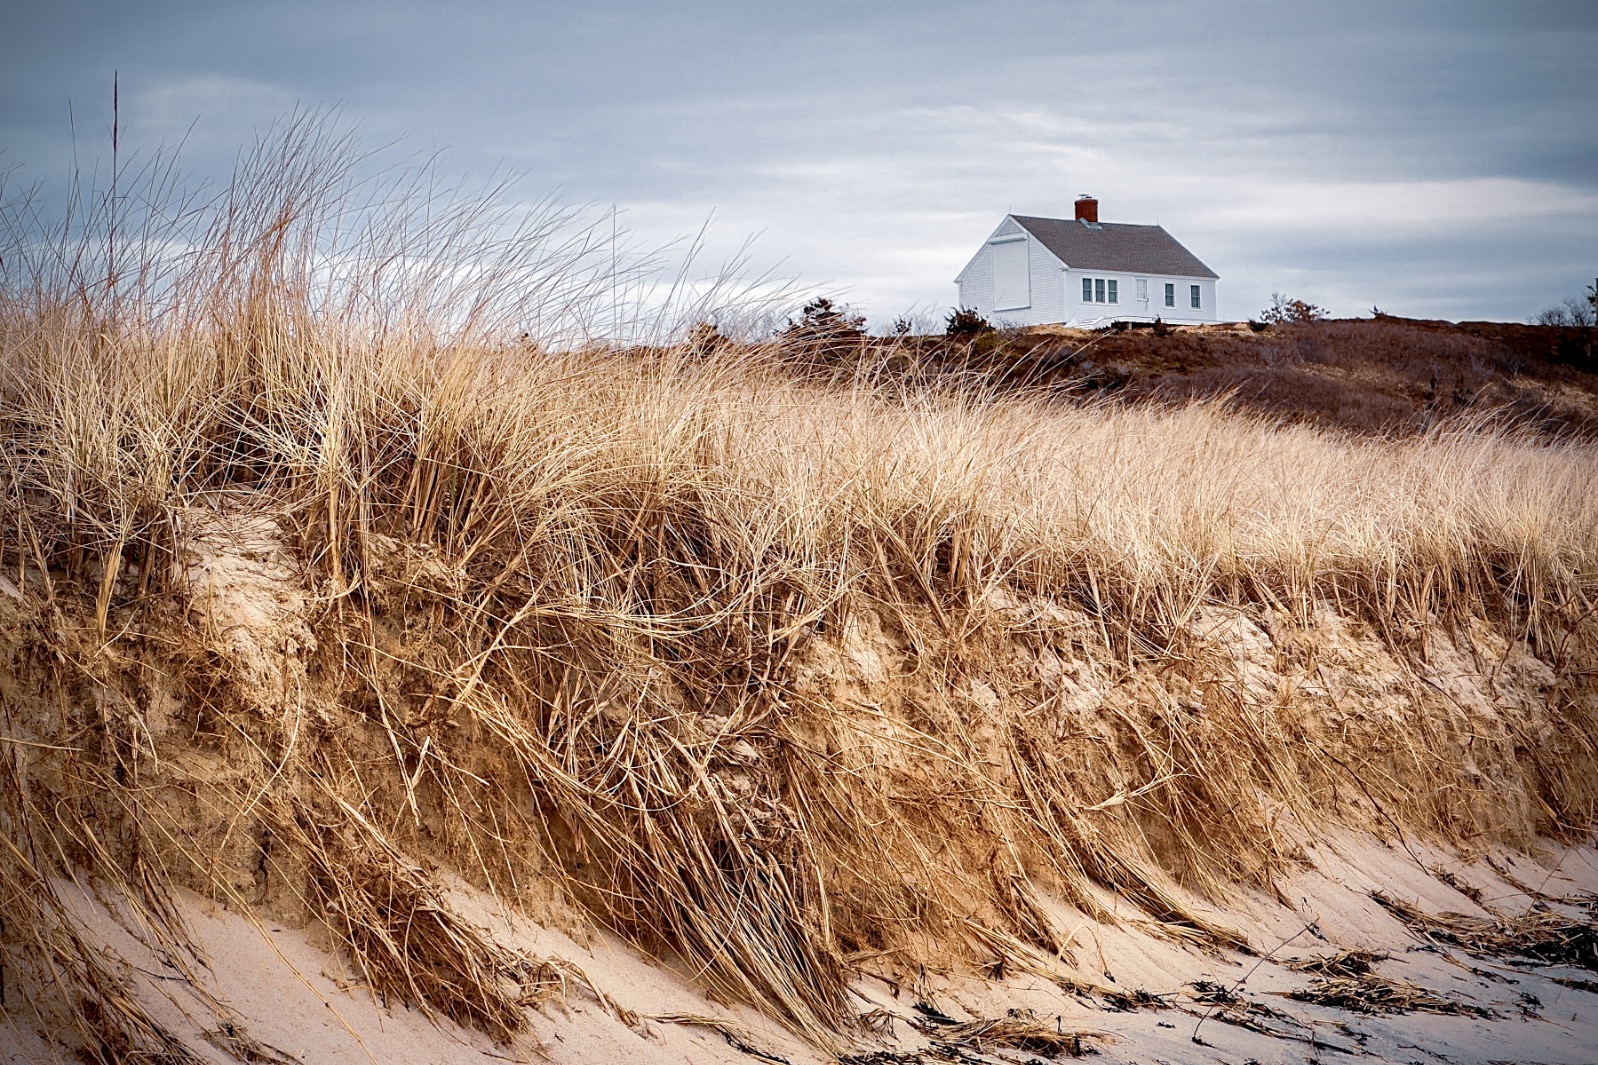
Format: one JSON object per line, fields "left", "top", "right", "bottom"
{"left": 1074, "top": 194, "right": 1099, "bottom": 224}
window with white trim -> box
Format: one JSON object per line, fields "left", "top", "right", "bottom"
{"left": 1190, "top": 284, "right": 1201, "bottom": 309}
{"left": 1081, "top": 277, "right": 1118, "bottom": 304}
{"left": 1164, "top": 283, "right": 1175, "bottom": 308}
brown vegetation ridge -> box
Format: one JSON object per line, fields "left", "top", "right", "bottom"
{"left": 882, "top": 316, "right": 1598, "bottom": 439}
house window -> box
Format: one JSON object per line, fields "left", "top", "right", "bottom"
{"left": 1164, "top": 283, "right": 1175, "bottom": 308}
{"left": 1190, "top": 285, "right": 1201, "bottom": 309}
{"left": 1082, "top": 277, "right": 1119, "bottom": 304}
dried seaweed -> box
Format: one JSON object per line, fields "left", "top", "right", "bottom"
{"left": 203, "top": 1019, "right": 306, "bottom": 1064}
{"left": 649, "top": 1014, "right": 792, "bottom": 1064}
{"left": 1287, "top": 950, "right": 1386, "bottom": 978}
{"left": 1373, "top": 892, "right": 1598, "bottom": 971}
{"left": 1551, "top": 975, "right": 1598, "bottom": 994}
{"left": 1186, "top": 980, "right": 1295, "bottom": 1035}
{"left": 910, "top": 1007, "right": 1102, "bottom": 1059}
{"left": 1100, "top": 987, "right": 1171, "bottom": 1012}
{"left": 1287, "top": 974, "right": 1492, "bottom": 1018}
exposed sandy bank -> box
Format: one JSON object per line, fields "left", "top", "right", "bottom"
{"left": 4, "top": 838, "right": 1596, "bottom": 1063}
{"left": 3, "top": 512, "right": 1596, "bottom": 1062}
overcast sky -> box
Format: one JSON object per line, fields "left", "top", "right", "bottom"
{"left": 4, "top": 0, "right": 1595, "bottom": 327}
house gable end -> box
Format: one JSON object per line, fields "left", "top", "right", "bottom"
{"left": 956, "top": 215, "right": 1066, "bottom": 284}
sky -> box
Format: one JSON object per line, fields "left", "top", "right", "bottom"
{"left": 3, "top": 0, "right": 1596, "bottom": 328}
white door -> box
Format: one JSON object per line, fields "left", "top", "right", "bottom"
{"left": 1136, "top": 277, "right": 1149, "bottom": 312}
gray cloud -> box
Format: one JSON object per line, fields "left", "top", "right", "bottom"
{"left": 3, "top": 0, "right": 1594, "bottom": 325}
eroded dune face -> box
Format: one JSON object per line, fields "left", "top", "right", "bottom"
{"left": 3, "top": 491, "right": 1596, "bottom": 1063}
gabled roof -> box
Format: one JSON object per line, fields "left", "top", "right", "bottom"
{"left": 1009, "top": 214, "right": 1219, "bottom": 279}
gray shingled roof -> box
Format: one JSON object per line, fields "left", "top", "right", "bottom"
{"left": 1010, "top": 215, "right": 1218, "bottom": 279}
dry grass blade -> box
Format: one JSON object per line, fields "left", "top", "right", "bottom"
{"left": 203, "top": 1020, "right": 306, "bottom": 1064}
{"left": 647, "top": 1013, "right": 793, "bottom": 1064}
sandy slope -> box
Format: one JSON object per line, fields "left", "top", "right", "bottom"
{"left": 5, "top": 835, "right": 1595, "bottom": 1064}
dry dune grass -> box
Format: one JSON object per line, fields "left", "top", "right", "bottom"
{"left": 3, "top": 121, "right": 1598, "bottom": 1058}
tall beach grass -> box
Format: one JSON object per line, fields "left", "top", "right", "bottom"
{"left": 3, "top": 119, "right": 1597, "bottom": 1053}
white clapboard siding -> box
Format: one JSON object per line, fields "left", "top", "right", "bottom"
{"left": 1067, "top": 271, "right": 1218, "bottom": 327}
{"left": 1024, "top": 235, "right": 1066, "bottom": 324}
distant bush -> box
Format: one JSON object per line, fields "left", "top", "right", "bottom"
{"left": 1534, "top": 283, "right": 1598, "bottom": 328}
{"left": 944, "top": 306, "right": 993, "bottom": 337}
{"left": 782, "top": 297, "right": 866, "bottom": 355}
{"left": 1534, "top": 283, "right": 1597, "bottom": 371}
{"left": 1259, "top": 292, "right": 1327, "bottom": 325}
{"left": 686, "top": 320, "right": 729, "bottom": 358}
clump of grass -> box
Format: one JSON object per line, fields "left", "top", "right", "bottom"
{"left": 284, "top": 788, "right": 552, "bottom": 1042}
{"left": 0, "top": 751, "right": 208, "bottom": 1064}
{"left": 2, "top": 116, "right": 1598, "bottom": 1056}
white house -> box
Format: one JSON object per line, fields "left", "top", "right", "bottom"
{"left": 954, "top": 196, "right": 1219, "bottom": 327}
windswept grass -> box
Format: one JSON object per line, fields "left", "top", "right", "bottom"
{"left": 2, "top": 120, "right": 1597, "bottom": 1055}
